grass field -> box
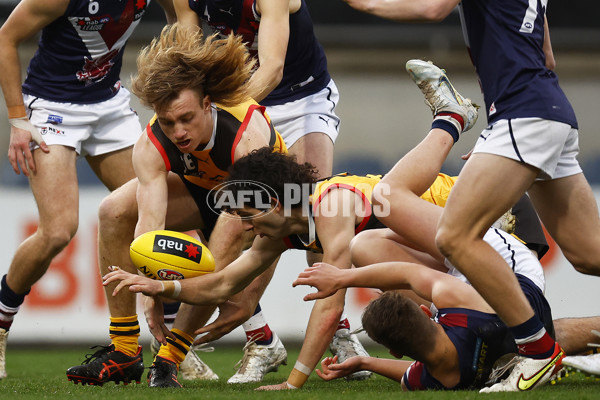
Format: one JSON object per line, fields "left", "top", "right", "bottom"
{"left": 1, "top": 344, "right": 598, "bottom": 399}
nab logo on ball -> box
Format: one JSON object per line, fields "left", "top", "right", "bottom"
{"left": 153, "top": 235, "right": 202, "bottom": 264}
{"left": 130, "top": 230, "right": 215, "bottom": 280}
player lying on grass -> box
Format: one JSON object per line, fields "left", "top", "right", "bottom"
{"left": 65, "top": 23, "right": 288, "bottom": 387}
{"left": 293, "top": 261, "right": 599, "bottom": 390}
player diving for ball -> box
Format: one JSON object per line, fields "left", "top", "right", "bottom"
{"left": 101, "top": 60, "right": 600, "bottom": 390}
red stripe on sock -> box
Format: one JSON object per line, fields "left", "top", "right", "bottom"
{"left": 437, "top": 112, "right": 465, "bottom": 130}
{"left": 246, "top": 325, "right": 273, "bottom": 344}
{"left": 517, "top": 332, "right": 556, "bottom": 359}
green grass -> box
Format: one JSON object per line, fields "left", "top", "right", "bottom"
{"left": 0, "top": 345, "right": 598, "bottom": 399}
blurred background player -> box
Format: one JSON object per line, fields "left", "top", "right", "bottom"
{"left": 0, "top": 0, "right": 174, "bottom": 380}
{"left": 65, "top": 24, "right": 286, "bottom": 387}
{"left": 342, "top": 0, "right": 600, "bottom": 390}
{"left": 168, "top": 0, "right": 368, "bottom": 384}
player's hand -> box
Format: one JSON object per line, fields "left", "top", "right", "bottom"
{"left": 256, "top": 381, "right": 294, "bottom": 391}
{"left": 316, "top": 355, "right": 362, "bottom": 381}
{"left": 461, "top": 148, "right": 473, "bottom": 160}
{"left": 143, "top": 295, "right": 175, "bottom": 345}
{"left": 8, "top": 120, "right": 49, "bottom": 176}
{"left": 292, "top": 262, "right": 342, "bottom": 301}
{"left": 102, "top": 266, "right": 163, "bottom": 296}
{"left": 193, "top": 299, "right": 254, "bottom": 344}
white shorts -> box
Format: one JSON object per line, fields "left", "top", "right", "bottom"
{"left": 24, "top": 88, "right": 141, "bottom": 157}
{"left": 266, "top": 79, "right": 340, "bottom": 148}
{"left": 445, "top": 228, "right": 546, "bottom": 293}
{"left": 472, "top": 118, "right": 582, "bottom": 180}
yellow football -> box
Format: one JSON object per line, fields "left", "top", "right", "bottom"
{"left": 130, "top": 230, "right": 215, "bottom": 280}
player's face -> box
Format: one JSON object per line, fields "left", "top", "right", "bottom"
{"left": 237, "top": 206, "right": 289, "bottom": 239}
{"left": 156, "top": 89, "right": 213, "bottom": 153}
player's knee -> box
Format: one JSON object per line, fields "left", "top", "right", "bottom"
{"left": 39, "top": 220, "right": 78, "bottom": 256}
{"left": 98, "top": 192, "right": 136, "bottom": 231}
{"left": 435, "top": 225, "right": 463, "bottom": 260}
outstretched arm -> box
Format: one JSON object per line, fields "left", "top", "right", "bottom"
{"left": 294, "top": 261, "right": 494, "bottom": 312}
{"left": 318, "top": 355, "right": 412, "bottom": 384}
{"left": 103, "top": 236, "right": 286, "bottom": 305}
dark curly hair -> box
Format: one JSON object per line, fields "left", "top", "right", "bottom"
{"left": 222, "top": 147, "right": 319, "bottom": 211}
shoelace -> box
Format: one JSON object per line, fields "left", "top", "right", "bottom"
{"left": 233, "top": 333, "right": 266, "bottom": 372}
{"left": 486, "top": 354, "right": 521, "bottom": 385}
{"left": 81, "top": 345, "right": 112, "bottom": 365}
{"left": 417, "top": 81, "right": 448, "bottom": 113}
{"left": 189, "top": 343, "right": 216, "bottom": 354}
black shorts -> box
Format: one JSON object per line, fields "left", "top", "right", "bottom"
{"left": 516, "top": 273, "right": 555, "bottom": 339}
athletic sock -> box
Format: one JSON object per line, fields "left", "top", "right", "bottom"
{"left": 336, "top": 315, "right": 351, "bottom": 332}
{"left": 157, "top": 328, "right": 193, "bottom": 365}
{"left": 432, "top": 112, "right": 465, "bottom": 142}
{"left": 510, "top": 316, "right": 556, "bottom": 359}
{"left": 109, "top": 316, "right": 140, "bottom": 356}
{"left": 163, "top": 301, "right": 181, "bottom": 329}
{"left": 0, "top": 274, "right": 29, "bottom": 331}
{"left": 242, "top": 304, "right": 273, "bottom": 346}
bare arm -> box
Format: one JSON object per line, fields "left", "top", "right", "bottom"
{"left": 294, "top": 261, "right": 494, "bottom": 312}
{"left": 132, "top": 134, "right": 170, "bottom": 237}
{"left": 173, "top": 0, "right": 201, "bottom": 26}
{"left": 156, "top": 0, "right": 177, "bottom": 24}
{"left": 0, "top": 0, "right": 66, "bottom": 174}
{"left": 317, "top": 355, "right": 412, "bottom": 384}
{"left": 247, "top": 0, "right": 290, "bottom": 102}
{"left": 343, "top": 0, "right": 459, "bottom": 22}
{"left": 261, "top": 191, "right": 359, "bottom": 390}
{"left": 103, "top": 236, "right": 287, "bottom": 304}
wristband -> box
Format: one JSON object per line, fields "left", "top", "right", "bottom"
{"left": 286, "top": 361, "right": 311, "bottom": 388}
{"left": 294, "top": 360, "right": 312, "bottom": 375}
{"left": 9, "top": 117, "right": 44, "bottom": 145}
{"left": 7, "top": 104, "right": 26, "bottom": 119}
{"left": 161, "top": 280, "right": 182, "bottom": 298}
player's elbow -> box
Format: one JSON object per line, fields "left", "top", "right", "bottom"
{"left": 417, "top": 2, "right": 455, "bottom": 22}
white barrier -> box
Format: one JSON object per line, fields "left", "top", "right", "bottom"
{"left": 0, "top": 186, "right": 599, "bottom": 344}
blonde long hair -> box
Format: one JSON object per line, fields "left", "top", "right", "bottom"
{"left": 131, "top": 23, "right": 255, "bottom": 112}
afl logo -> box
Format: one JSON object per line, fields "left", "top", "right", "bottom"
{"left": 207, "top": 180, "right": 277, "bottom": 219}
{"left": 157, "top": 269, "right": 185, "bottom": 280}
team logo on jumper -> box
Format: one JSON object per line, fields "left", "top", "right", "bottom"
{"left": 156, "top": 269, "right": 185, "bottom": 280}
{"left": 153, "top": 235, "right": 202, "bottom": 263}
{"left": 46, "top": 114, "right": 63, "bottom": 124}
{"left": 76, "top": 49, "right": 119, "bottom": 84}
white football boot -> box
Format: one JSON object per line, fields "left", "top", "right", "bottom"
{"left": 406, "top": 59, "right": 479, "bottom": 133}
{"left": 329, "top": 329, "right": 372, "bottom": 380}
{"left": 480, "top": 342, "right": 565, "bottom": 392}
{"left": 227, "top": 333, "right": 287, "bottom": 384}
{"left": 562, "top": 329, "right": 600, "bottom": 378}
